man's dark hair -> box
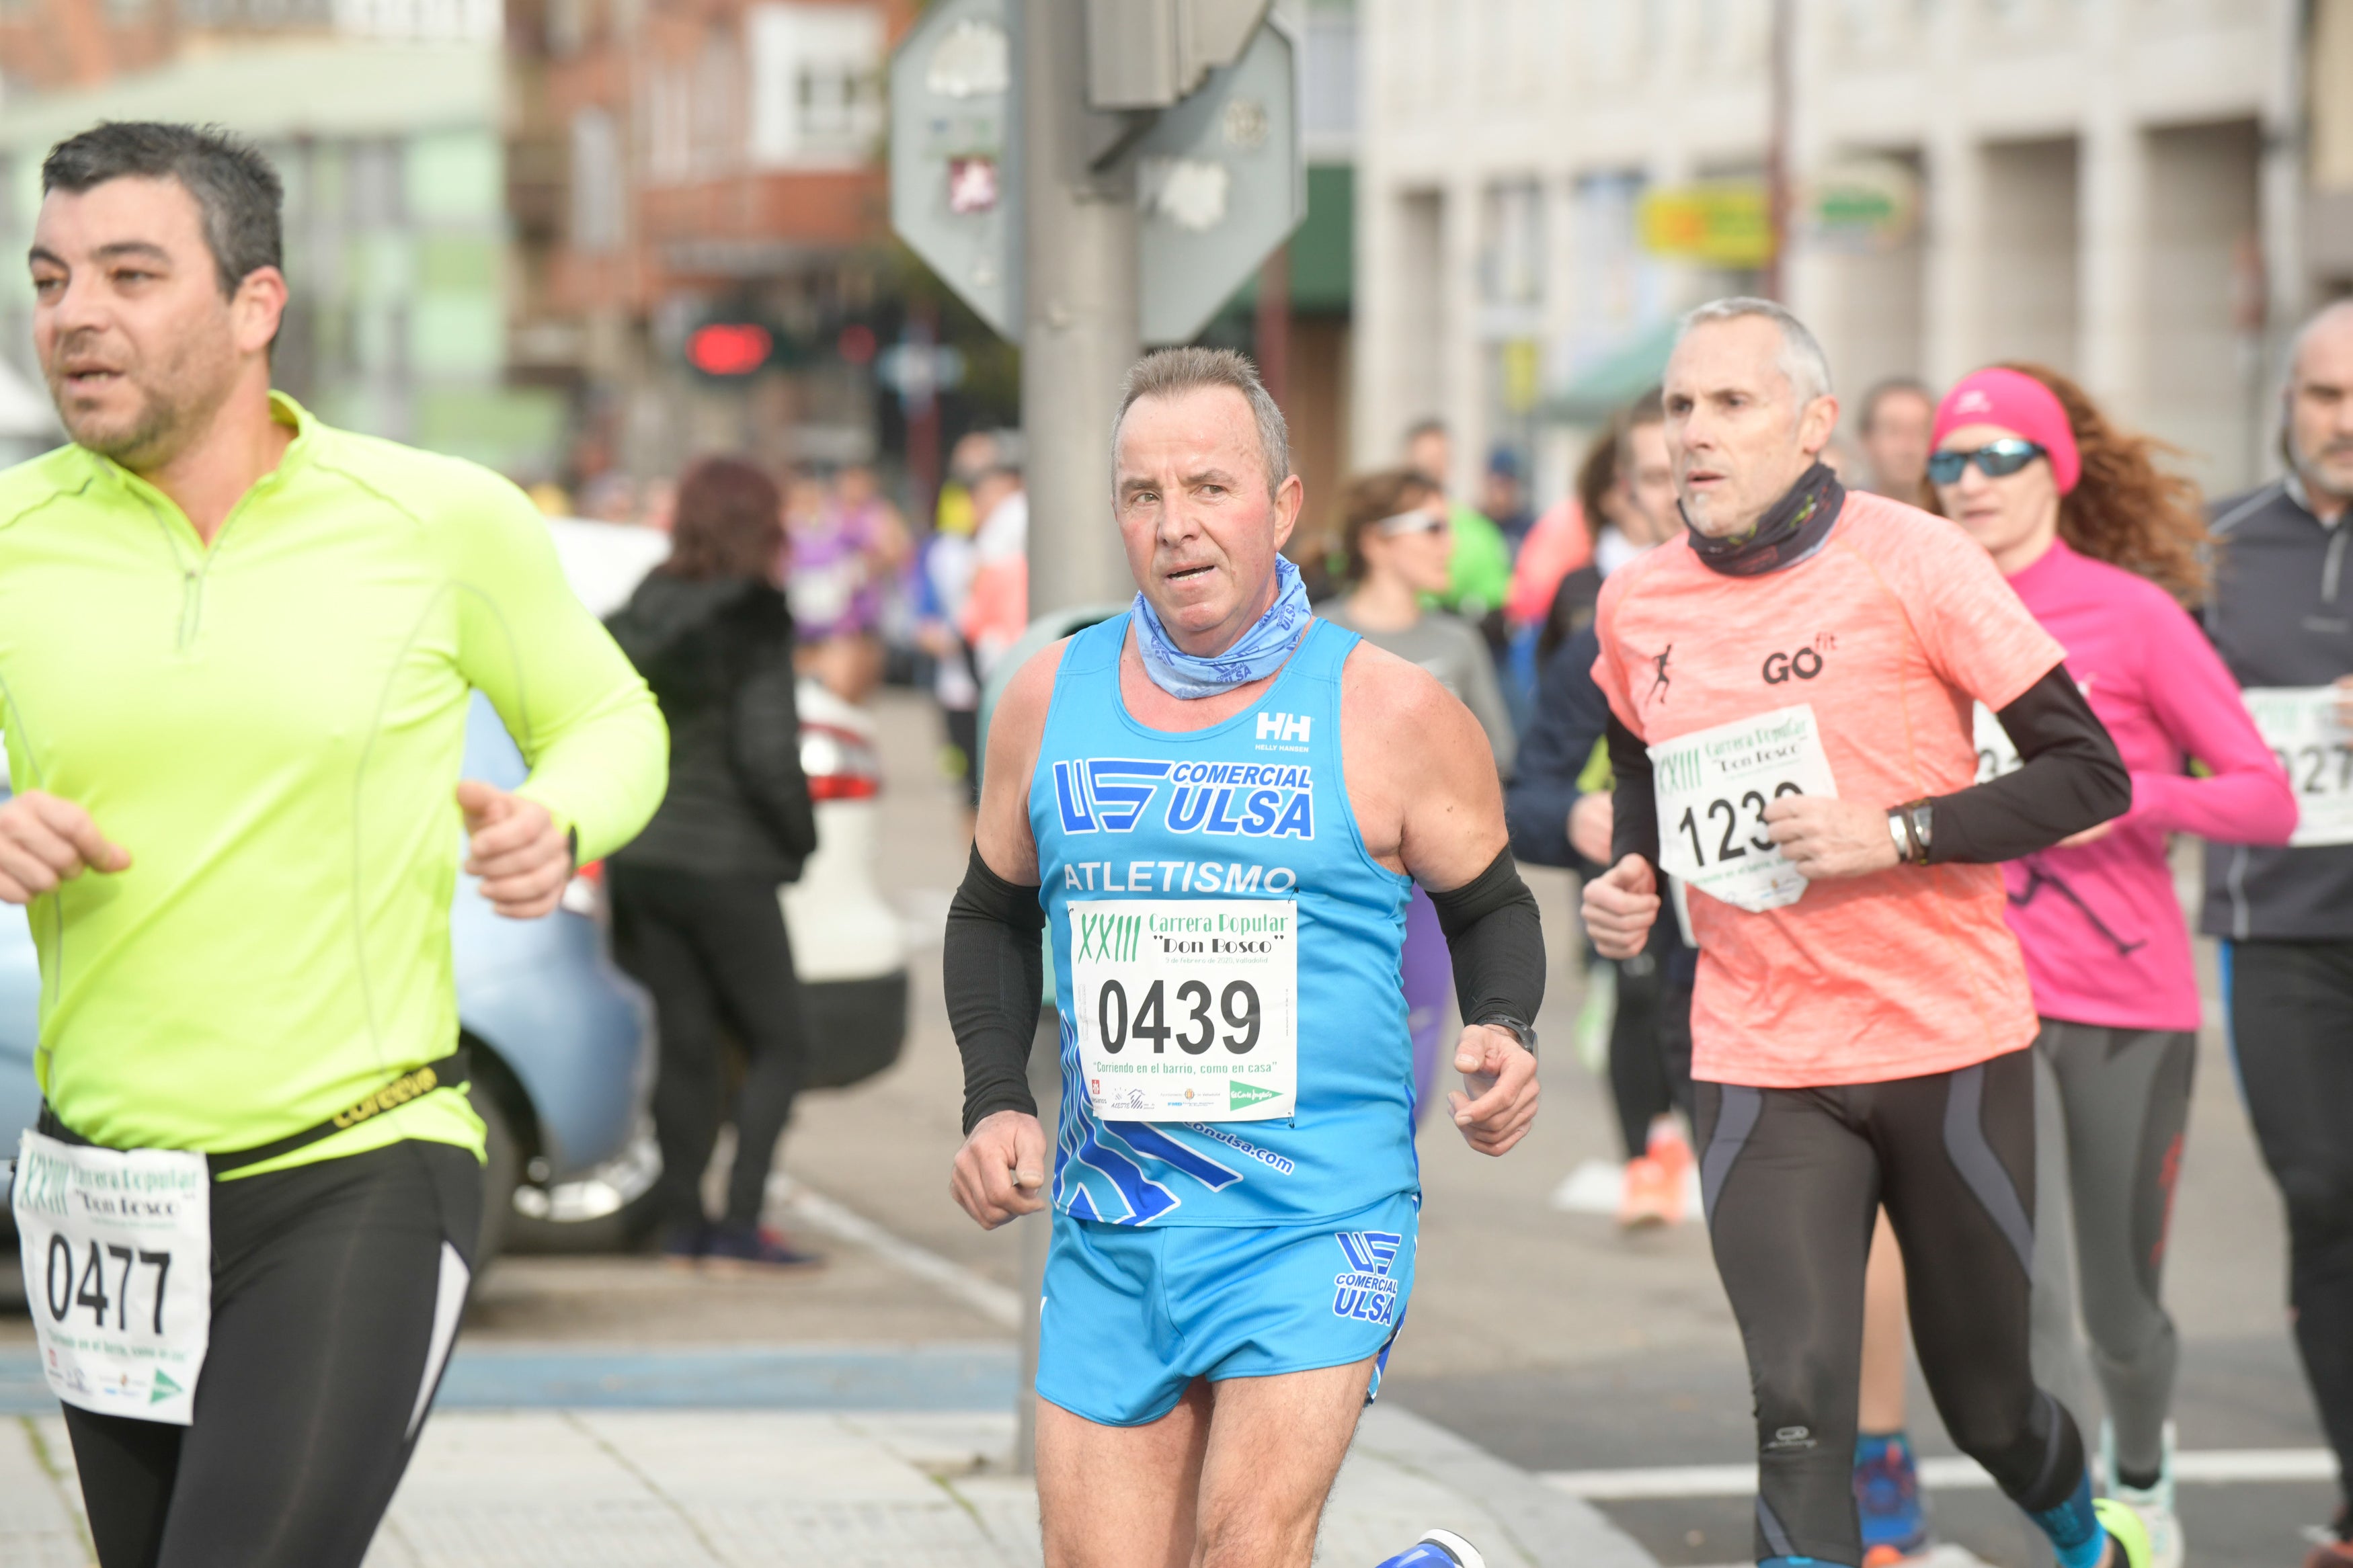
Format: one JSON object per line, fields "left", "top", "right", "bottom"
{"left": 1857, "top": 376, "right": 1933, "bottom": 435}
{"left": 42, "top": 122, "right": 284, "bottom": 298}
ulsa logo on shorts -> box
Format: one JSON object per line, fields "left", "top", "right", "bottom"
{"left": 1330, "top": 1230, "right": 1403, "bottom": 1325}
{"left": 1760, "top": 633, "right": 1837, "bottom": 685}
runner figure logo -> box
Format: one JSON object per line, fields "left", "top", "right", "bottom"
{"left": 1641, "top": 644, "right": 1674, "bottom": 708}
{"left": 1330, "top": 1230, "right": 1403, "bottom": 1325}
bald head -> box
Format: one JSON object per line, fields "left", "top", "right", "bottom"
{"left": 2288, "top": 300, "right": 2353, "bottom": 514}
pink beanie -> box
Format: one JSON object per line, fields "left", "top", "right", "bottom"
{"left": 1931, "top": 368, "right": 2081, "bottom": 495}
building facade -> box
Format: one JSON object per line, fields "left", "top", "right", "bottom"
{"left": 1354, "top": 0, "right": 2306, "bottom": 503}
{"left": 506, "top": 0, "right": 912, "bottom": 485}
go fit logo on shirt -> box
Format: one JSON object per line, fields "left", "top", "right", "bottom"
{"left": 1760, "top": 633, "right": 1837, "bottom": 685}
{"left": 1052, "top": 757, "right": 1316, "bottom": 841}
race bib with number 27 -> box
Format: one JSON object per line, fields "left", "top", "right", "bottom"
{"left": 2243, "top": 687, "right": 2353, "bottom": 846}
{"left": 1650, "top": 703, "right": 1840, "bottom": 913}
{"left": 1069, "top": 899, "right": 1298, "bottom": 1121}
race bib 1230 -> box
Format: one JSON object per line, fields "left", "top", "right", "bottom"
{"left": 1650, "top": 703, "right": 1840, "bottom": 913}
{"left": 1069, "top": 899, "right": 1298, "bottom": 1121}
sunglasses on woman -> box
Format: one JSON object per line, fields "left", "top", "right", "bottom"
{"left": 1927, "top": 438, "right": 2048, "bottom": 486}
{"left": 1373, "top": 509, "right": 1450, "bottom": 538}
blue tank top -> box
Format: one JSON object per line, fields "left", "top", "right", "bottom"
{"left": 1031, "top": 614, "right": 1418, "bottom": 1228}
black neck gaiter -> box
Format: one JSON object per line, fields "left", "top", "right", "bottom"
{"left": 1684, "top": 462, "right": 1845, "bottom": 578}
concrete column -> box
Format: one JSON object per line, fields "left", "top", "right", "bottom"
{"left": 1441, "top": 173, "right": 1484, "bottom": 496}
{"left": 2076, "top": 0, "right": 2145, "bottom": 421}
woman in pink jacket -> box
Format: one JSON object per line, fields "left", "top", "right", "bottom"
{"left": 1917, "top": 364, "right": 2295, "bottom": 1565}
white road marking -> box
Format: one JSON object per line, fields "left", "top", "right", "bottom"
{"left": 1542, "top": 1448, "right": 2340, "bottom": 1499}
{"left": 767, "top": 1172, "right": 1025, "bottom": 1329}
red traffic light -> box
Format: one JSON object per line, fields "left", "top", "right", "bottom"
{"left": 686, "top": 323, "right": 773, "bottom": 377}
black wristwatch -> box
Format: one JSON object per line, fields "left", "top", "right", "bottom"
{"left": 1476, "top": 1016, "right": 1538, "bottom": 1057}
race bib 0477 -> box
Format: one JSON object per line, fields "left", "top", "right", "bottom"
{"left": 1649, "top": 703, "right": 1840, "bottom": 913}
{"left": 13, "top": 1130, "right": 211, "bottom": 1426}
{"left": 2243, "top": 687, "right": 2353, "bottom": 846}
{"left": 1069, "top": 899, "right": 1298, "bottom": 1121}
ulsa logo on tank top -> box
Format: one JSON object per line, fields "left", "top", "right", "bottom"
{"left": 1052, "top": 757, "right": 1316, "bottom": 840}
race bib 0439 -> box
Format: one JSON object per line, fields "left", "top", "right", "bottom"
{"left": 13, "top": 1130, "right": 211, "bottom": 1426}
{"left": 1650, "top": 703, "right": 1840, "bottom": 913}
{"left": 2243, "top": 687, "right": 2353, "bottom": 846}
{"left": 1069, "top": 899, "right": 1298, "bottom": 1121}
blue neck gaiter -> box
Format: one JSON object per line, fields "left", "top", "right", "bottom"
{"left": 1131, "top": 556, "right": 1312, "bottom": 699}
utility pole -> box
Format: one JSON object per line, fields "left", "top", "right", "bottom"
{"left": 1020, "top": 0, "right": 1142, "bottom": 616}
{"left": 1764, "top": 0, "right": 1794, "bottom": 302}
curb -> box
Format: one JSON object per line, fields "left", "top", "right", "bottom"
{"left": 1354, "top": 1403, "right": 1660, "bottom": 1568}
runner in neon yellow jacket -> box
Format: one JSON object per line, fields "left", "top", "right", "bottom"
{"left": 0, "top": 392, "right": 668, "bottom": 1174}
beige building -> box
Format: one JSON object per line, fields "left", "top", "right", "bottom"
{"left": 1354, "top": 0, "right": 2307, "bottom": 503}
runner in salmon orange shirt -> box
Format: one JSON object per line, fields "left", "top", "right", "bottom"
{"left": 1579, "top": 298, "right": 2140, "bottom": 1568}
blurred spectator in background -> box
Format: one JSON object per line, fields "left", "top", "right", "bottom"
{"left": 1540, "top": 388, "right": 1669, "bottom": 653}
{"left": 787, "top": 460, "right": 910, "bottom": 704}
{"left": 580, "top": 472, "right": 640, "bottom": 525}
{"left": 1505, "top": 487, "right": 1596, "bottom": 637}
{"left": 961, "top": 454, "right": 1029, "bottom": 685}
{"left": 1404, "top": 417, "right": 1513, "bottom": 628}
{"left": 1857, "top": 376, "right": 1938, "bottom": 509}
{"left": 918, "top": 431, "right": 996, "bottom": 823}
{"left": 1320, "top": 468, "right": 1516, "bottom": 776}
{"left": 605, "top": 456, "right": 823, "bottom": 1272}
{"left": 1481, "top": 446, "right": 1536, "bottom": 548}
{"left": 1507, "top": 388, "right": 1693, "bottom": 1228}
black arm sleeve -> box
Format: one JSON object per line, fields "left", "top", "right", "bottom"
{"left": 1606, "top": 712, "right": 1662, "bottom": 868}
{"left": 1505, "top": 625, "right": 1613, "bottom": 868}
{"left": 943, "top": 843, "right": 1047, "bottom": 1133}
{"left": 1925, "top": 663, "right": 2131, "bottom": 864}
{"left": 1425, "top": 848, "right": 1546, "bottom": 1033}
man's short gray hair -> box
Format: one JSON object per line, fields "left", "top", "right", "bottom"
{"left": 1112, "top": 347, "right": 1292, "bottom": 497}
{"left": 1675, "top": 296, "right": 1835, "bottom": 405}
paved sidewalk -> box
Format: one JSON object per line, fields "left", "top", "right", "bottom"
{"left": 3, "top": 1402, "right": 1654, "bottom": 1568}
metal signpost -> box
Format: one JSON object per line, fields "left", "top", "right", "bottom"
{"left": 890, "top": 0, "right": 1305, "bottom": 1474}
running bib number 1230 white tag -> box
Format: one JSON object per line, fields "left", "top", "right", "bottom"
{"left": 2243, "top": 687, "right": 2353, "bottom": 846}
{"left": 12, "top": 1130, "right": 210, "bottom": 1426}
{"left": 1069, "top": 899, "right": 1297, "bottom": 1121}
{"left": 1650, "top": 703, "right": 1839, "bottom": 913}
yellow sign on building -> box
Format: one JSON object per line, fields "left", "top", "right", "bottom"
{"left": 1637, "top": 183, "right": 1773, "bottom": 267}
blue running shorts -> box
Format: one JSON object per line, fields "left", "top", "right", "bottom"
{"left": 1035, "top": 1189, "right": 1419, "bottom": 1428}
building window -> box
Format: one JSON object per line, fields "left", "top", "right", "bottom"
{"left": 747, "top": 1, "right": 884, "bottom": 169}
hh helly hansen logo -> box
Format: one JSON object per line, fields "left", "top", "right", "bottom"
{"left": 1052, "top": 757, "right": 1316, "bottom": 840}
{"left": 1331, "top": 1230, "right": 1403, "bottom": 1325}
{"left": 1257, "top": 712, "right": 1311, "bottom": 743}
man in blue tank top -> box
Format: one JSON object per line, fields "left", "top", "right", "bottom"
{"left": 943, "top": 347, "right": 1546, "bottom": 1568}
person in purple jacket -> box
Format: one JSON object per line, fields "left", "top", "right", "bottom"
{"left": 1925, "top": 364, "right": 2297, "bottom": 1564}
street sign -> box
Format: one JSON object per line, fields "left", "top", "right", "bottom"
{"left": 1133, "top": 16, "right": 1302, "bottom": 345}
{"left": 1084, "top": 0, "right": 1270, "bottom": 110}
{"left": 1638, "top": 183, "right": 1773, "bottom": 267}
{"left": 889, "top": 0, "right": 1024, "bottom": 340}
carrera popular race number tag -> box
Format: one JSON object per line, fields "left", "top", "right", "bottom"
{"left": 11, "top": 1130, "right": 211, "bottom": 1426}
{"left": 1650, "top": 703, "right": 1839, "bottom": 913}
{"left": 2244, "top": 687, "right": 2353, "bottom": 846}
{"left": 1069, "top": 899, "right": 1298, "bottom": 1121}
{"left": 1974, "top": 702, "right": 2022, "bottom": 784}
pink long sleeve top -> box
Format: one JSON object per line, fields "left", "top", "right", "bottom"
{"left": 2000, "top": 538, "right": 2297, "bottom": 1031}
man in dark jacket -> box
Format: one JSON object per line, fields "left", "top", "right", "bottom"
{"left": 2202, "top": 300, "right": 2353, "bottom": 1561}
{"left": 606, "top": 456, "right": 822, "bottom": 1268}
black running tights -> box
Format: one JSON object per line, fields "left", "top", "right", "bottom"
{"left": 63, "top": 1139, "right": 481, "bottom": 1568}
{"left": 1696, "top": 1050, "right": 2087, "bottom": 1566}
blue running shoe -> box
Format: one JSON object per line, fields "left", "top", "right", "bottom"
{"left": 1854, "top": 1430, "right": 1929, "bottom": 1564}
{"left": 1374, "top": 1529, "right": 1484, "bottom": 1567}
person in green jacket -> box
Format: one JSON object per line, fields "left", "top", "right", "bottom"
{"left": 1404, "top": 417, "right": 1513, "bottom": 620}
{"left": 1, "top": 122, "right": 665, "bottom": 1568}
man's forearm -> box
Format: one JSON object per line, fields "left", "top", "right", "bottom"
{"left": 516, "top": 684, "right": 669, "bottom": 862}
{"left": 944, "top": 843, "right": 1047, "bottom": 1132}
{"left": 1925, "top": 665, "right": 2129, "bottom": 863}
{"left": 1607, "top": 714, "right": 1661, "bottom": 866}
